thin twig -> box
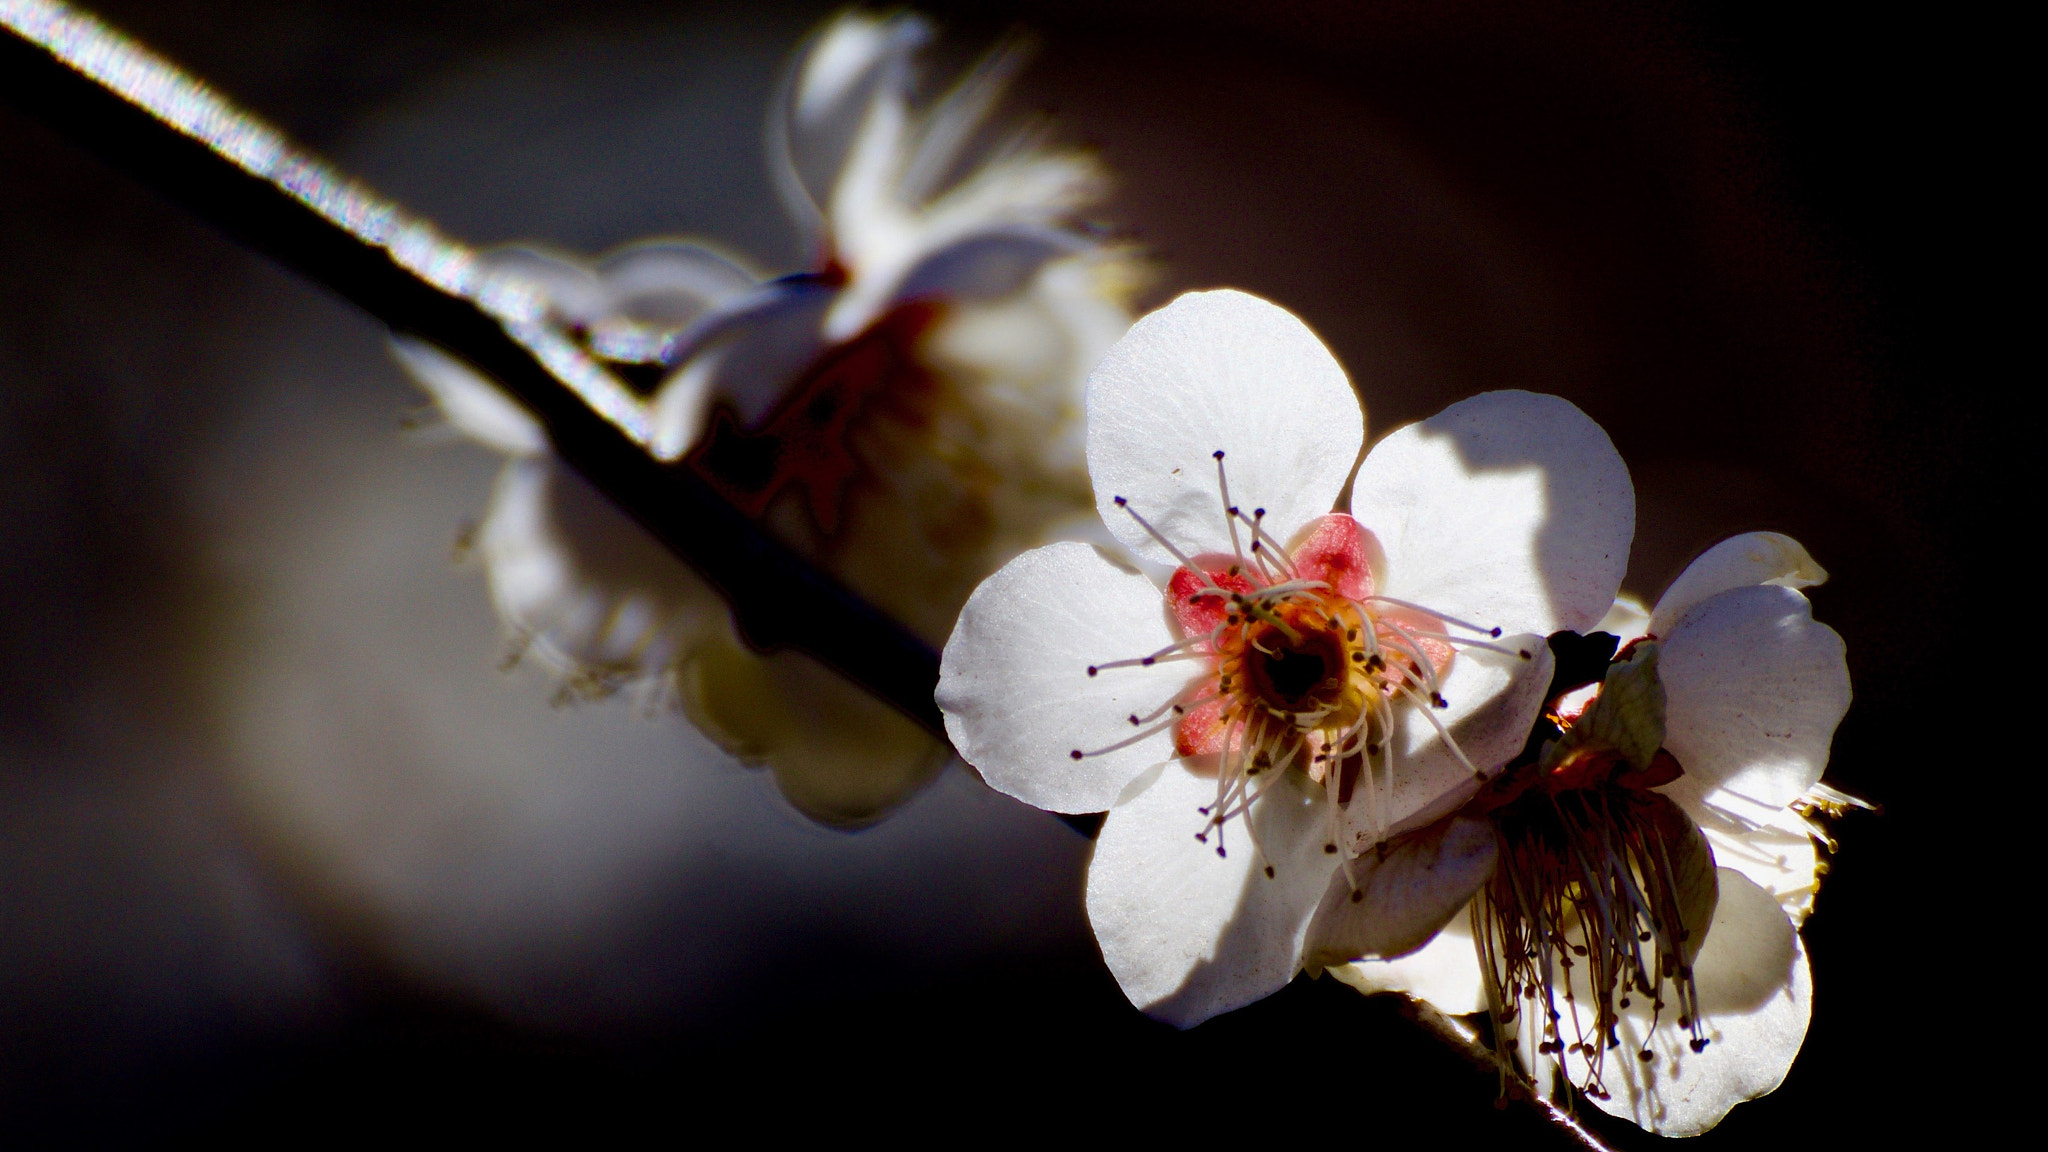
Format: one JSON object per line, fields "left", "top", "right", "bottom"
{"left": 1392, "top": 995, "right": 1621, "bottom": 1152}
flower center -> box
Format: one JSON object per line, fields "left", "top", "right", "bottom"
{"left": 1072, "top": 451, "right": 1522, "bottom": 870}
{"left": 1232, "top": 596, "right": 1361, "bottom": 722}
{"left": 1467, "top": 646, "right": 1715, "bottom": 1102}
{"left": 688, "top": 301, "right": 941, "bottom": 537}
{"left": 1252, "top": 633, "right": 1333, "bottom": 706}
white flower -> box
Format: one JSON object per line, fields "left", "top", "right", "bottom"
{"left": 937, "top": 288, "right": 1634, "bottom": 1026}
{"left": 396, "top": 12, "right": 1135, "bottom": 824}
{"left": 1334, "top": 531, "right": 1854, "bottom": 1135}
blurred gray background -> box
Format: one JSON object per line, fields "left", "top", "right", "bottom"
{"left": 0, "top": 0, "right": 1986, "bottom": 1145}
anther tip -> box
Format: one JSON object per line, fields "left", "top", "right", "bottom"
{"left": 1069, "top": 750, "right": 1083, "bottom": 760}
{"left": 1490, "top": 627, "right": 1503, "bottom": 637}
{"left": 1263, "top": 865, "right": 1274, "bottom": 878}
{"left": 1349, "top": 889, "right": 1363, "bottom": 904}
{"left": 1113, "top": 495, "right": 1127, "bottom": 506}
{"left": 1253, "top": 507, "right": 1266, "bottom": 518}
{"left": 1086, "top": 666, "right": 1099, "bottom": 677}
{"left": 1518, "top": 649, "right": 1532, "bottom": 659}
{"left": 1213, "top": 449, "right": 1225, "bottom": 459}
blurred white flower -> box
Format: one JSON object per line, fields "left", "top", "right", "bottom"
{"left": 937, "top": 289, "right": 1634, "bottom": 1026}
{"left": 1334, "top": 531, "right": 1855, "bottom": 1136}
{"left": 397, "top": 10, "right": 1136, "bottom": 824}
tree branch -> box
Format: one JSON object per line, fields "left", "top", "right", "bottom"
{"left": 0, "top": 0, "right": 945, "bottom": 737}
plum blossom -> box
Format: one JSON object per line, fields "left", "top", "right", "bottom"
{"left": 937, "top": 288, "right": 1634, "bottom": 1026}
{"left": 396, "top": 11, "right": 1135, "bottom": 824}
{"left": 1333, "top": 531, "right": 1856, "bottom": 1135}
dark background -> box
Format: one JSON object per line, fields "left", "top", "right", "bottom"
{"left": 0, "top": 0, "right": 1989, "bottom": 1144}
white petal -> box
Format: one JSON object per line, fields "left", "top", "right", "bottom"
{"left": 938, "top": 542, "right": 1192, "bottom": 814}
{"left": 1328, "top": 903, "right": 1489, "bottom": 1016}
{"left": 1351, "top": 391, "right": 1633, "bottom": 635}
{"left": 647, "top": 284, "right": 834, "bottom": 461}
{"left": 1598, "top": 594, "right": 1652, "bottom": 645}
{"left": 1304, "top": 816, "right": 1496, "bottom": 969}
{"left": 1660, "top": 585, "right": 1850, "bottom": 827}
{"left": 889, "top": 223, "right": 1088, "bottom": 306}
{"left": 477, "top": 459, "right": 717, "bottom": 675}
{"left": 1701, "top": 817, "right": 1820, "bottom": 927}
{"left": 1565, "top": 870, "right": 1812, "bottom": 1137}
{"left": 1087, "top": 767, "right": 1336, "bottom": 1028}
{"left": 1086, "top": 290, "right": 1362, "bottom": 567}
{"left": 588, "top": 242, "right": 760, "bottom": 353}
{"left": 774, "top": 13, "right": 927, "bottom": 226}
{"left": 1345, "top": 636, "right": 1555, "bottom": 850}
{"left": 391, "top": 337, "right": 547, "bottom": 457}
{"left": 1650, "top": 532, "right": 1828, "bottom": 640}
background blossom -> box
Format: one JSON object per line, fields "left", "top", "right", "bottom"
{"left": 396, "top": 11, "right": 1136, "bottom": 824}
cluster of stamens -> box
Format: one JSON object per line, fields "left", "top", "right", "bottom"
{"left": 1471, "top": 689, "right": 1712, "bottom": 1102}
{"left": 1072, "top": 451, "right": 1521, "bottom": 876}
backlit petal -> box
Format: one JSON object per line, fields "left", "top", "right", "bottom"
{"left": 1087, "top": 290, "right": 1362, "bottom": 567}
{"left": 773, "top": 12, "right": 926, "bottom": 232}
{"left": 1351, "top": 390, "right": 1633, "bottom": 635}
{"left": 1303, "top": 815, "right": 1496, "bottom": 969}
{"left": 1328, "top": 905, "right": 1489, "bottom": 1016}
{"left": 1701, "top": 817, "right": 1821, "bottom": 927}
{"left": 1598, "top": 594, "right": 1652, "bottom": 646}
{"left": 1650, "top": 532, "right": 1828, "bottom": 640}
{"left": 392, "top": 337, "right": 547, "bottom": 457}
{"left": 1087, "top": 768, "right": 1336, "bottom": 1028}
{"left": 938, "top": 542, "right": 1191, "bottom": 813}
{"left": 1659, "top": 585, "right": 1850, "bottom": 827}
{"left": 476, "top": 458, "right": 717, "bottom": 675}
{"left": 1563, "top": 870, "right": 1811, "bottom": 1137}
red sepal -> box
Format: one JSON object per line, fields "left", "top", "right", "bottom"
{"left": 1292, "top": 514, "right": 1375, "bottom": 601}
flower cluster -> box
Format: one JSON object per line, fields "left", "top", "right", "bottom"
{"left": 938, "top": 288, "right": 1634, "bottom": 1025}
{"left": 1335, "top": 532, "right": 1854, "bottom": 1134}
{"left": 939, "top": 288, "right": 1856, "bottom": 1135}
{"left": 399, "top": 11, "right": 1137, "bottom": 823}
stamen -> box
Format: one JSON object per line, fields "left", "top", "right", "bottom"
{"left": 1213, "top": 450, "right": 1246, "bottom": 564}
{"left": 1113, "top": 495, "right": 1208, "bottom": 575}
{"left": 1401, "top": 630, "right": 1531, "bottom": 659}
{"left": 1377, "top": 618, "right": 1446, "bottom": 698}
{"left": 1232, "top": 593, "right": 1304, "bottom": 645}
{"left": 1233, "top": 507, "right": 1300, "bottom": 579}
{"left": 1088, "top": 649, "right": 1209, "bottom": 673}
{"left": 1070, "top": 713, "right": 1180, "bottom": 759}
{"left": 1395, "top": 680, "right": 1482, "bottom": 778}
{"left": 1368, "top": 595, "right": 1503, "bottom": 638}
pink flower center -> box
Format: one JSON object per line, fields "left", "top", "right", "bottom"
{"left": 1073, "top": 451, "right": 1520, "bottom": 867}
